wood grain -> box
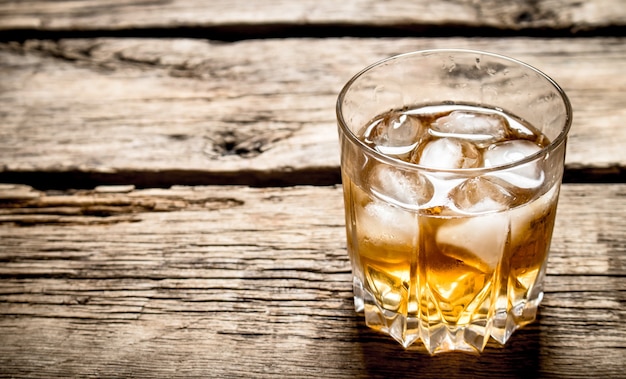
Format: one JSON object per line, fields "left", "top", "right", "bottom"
{"left": 0, "top": 0, "right": 624, "bottom": 32}
{"left": 0, "top": 183, "right": 624, "bottom": 378}
{"left": 1, "top": 2, "right": 623, "bottom": 378}
{"left": 1, "top": 37, "right": 625, "bottom": 187}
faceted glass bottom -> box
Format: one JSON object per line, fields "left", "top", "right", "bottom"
{"left": 352, "top": 277, "right": 542, "bottom": 354}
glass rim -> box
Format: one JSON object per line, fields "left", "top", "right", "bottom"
{"left": 336, "top": 48, "right": 573, "bottom": 174}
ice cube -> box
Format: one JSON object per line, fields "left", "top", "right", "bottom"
{"left": 357, "top": 198, "right": 417, "bottom": 244}
{"left": 365, "top": 112, "right": 424, "bottom": 158}
{"left": 483, "top": 140, "right": 544, "bottom": 189}
{"left": 509, "top": 184, "right": 558, "bottom": 243}
{"left": 414, "top": 137, "right": 481, "bottom": 169}
{"left": 436, "top": 211, "right": 509, "bottom": 270}
{"left": 430, "top": 110, "right": 511, "bottom": 147}
{"left": 449, "top": 177, "right": 515, "bottom": 214}
{"left": 369, "top": 165, "right": 434, "bottom": 209}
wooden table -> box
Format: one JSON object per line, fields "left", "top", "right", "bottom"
{"left": 1, "top": 1, "right": 625, "bottom": 377}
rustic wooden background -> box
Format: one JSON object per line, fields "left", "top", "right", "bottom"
{"left": 0, "top": 1, "right": 625, "bottom": 378}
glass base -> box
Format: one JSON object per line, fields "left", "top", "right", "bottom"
{"left": 352, "top": 277, "right": 541, "bottom": 354}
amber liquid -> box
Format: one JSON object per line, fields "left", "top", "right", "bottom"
{"left": 341, "top": 104, "right": 560, "bottom": 353}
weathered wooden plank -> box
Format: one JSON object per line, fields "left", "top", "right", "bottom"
{"left": 0, "top": 0, "right": 624, "bottom": 33}
{"left": 0, "top": 184, "right": 623, "bottom": 277}
{"left": 0, "top": 184, "right": 624, "bottom": 377}
{"left": 0, "top": 37, "right": 624, "bottom": 187}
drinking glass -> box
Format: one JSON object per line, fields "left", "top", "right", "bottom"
{"left": 336, "top": 49, "right": 572, "bottom": 354}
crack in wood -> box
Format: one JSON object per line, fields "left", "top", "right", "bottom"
{"left": 203, "top": 122, "right": 295, "bottom": 158}
{"left": 0, "top": 185, "right": 245, "bottom": 226}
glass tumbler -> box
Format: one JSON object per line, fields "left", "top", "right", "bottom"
{"left": 336, "top": 49, "right": 572, "bottom": 354}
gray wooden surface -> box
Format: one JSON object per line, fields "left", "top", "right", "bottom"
{"left": 0, "top": 184, "right": 624, "bottom": 378}
{"left": 1, "top": 37, "right": 624, "bottom": 187}
{"left": 0, "top": 1, "right": 625, "bottom": 378}
{"left": 1, "top": 0, "right": 624, "bottom": 32}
